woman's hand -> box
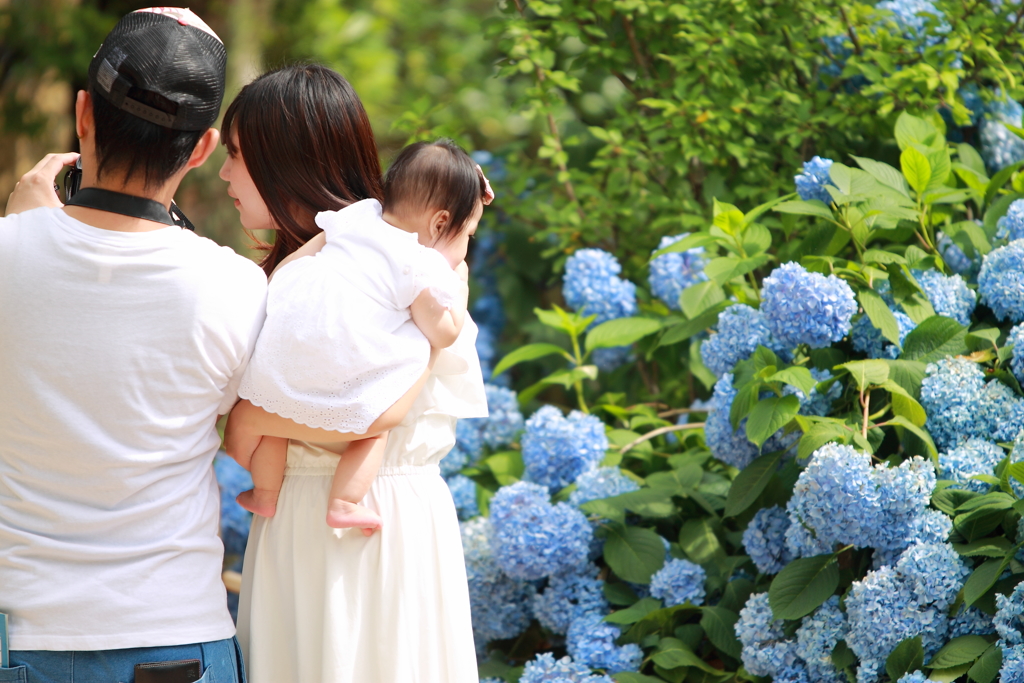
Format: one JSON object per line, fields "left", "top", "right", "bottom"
{"left": 224, "top": 400, "right": 264, "bottom": 470}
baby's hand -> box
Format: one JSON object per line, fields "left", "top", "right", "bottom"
{"left": 455, "top": 260, "right": 469, "bottom": 282}
{"left": 224, "top": 400, "right": 264, "bottom": 470}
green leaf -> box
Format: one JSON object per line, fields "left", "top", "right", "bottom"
{"left": 957, "top": 143, "right": 988, "bottom": 177}
{"left": 700, "top": 607, "right": 742, "bottom": 659}
{"left": 678, "top": 518, "right": 722, "bottom": 565}
{"left": 652, "top": 638, "right": 721, "bottom": 674}
{"left": 649, "top": 233, "right": 720, "bottom": 260}
{"left": 927, "top": 635, "right": 992, "bottom": 669}
{"left": 766, "top": 366, "right": 817, "bottom": 396}
{"left": 704, "top": 254, "right": 770, "bottom": 285}
{"left": 895, "top": 111, "right": 938, "bottom": 150}
{"left": 482, "top": 451, "right": 524, "bottom": 485}
{"left": 885, "top": 360, "right": 927, "bottom": 398}
{"left": 603, "top": 523, "right": 667, "bottom": 584}
{"left": 963, "top": 558, "right": 1009, "bottom": 607}
{"left": 886, "top": 636, "right": 925, "bottom": 682}
{"left": 724, "top": 451, "right": 784, "bottom": 518}
{"left": 852, "top": 156, "right": 911, "bottom": 197}
{"left": 646, "top": 464, "right": 704, "bottom": 495}
{"left": 985, "top": 160, "right": 1024, "bottom": 207}
{"left": 768, "top": 553, "right": 840, "bottom": 620}
{"left": 580, "top": 498, "right": 625, "bottom": 523}
{"left": 900, "top": 316, "right": 969, "bottom": 363}
{"left": 680, "top": 281, "right": 726, "bottom": 320}
{"left": 611, "top": 674, "right": 664, "bottom": 683}
{"left": 712, "top": 198, "right": 745, "bottom": 235}
{"left": 774, "top": 199, "right": 835, "bottom": 219}
{"left": 657, "top": 302, "right": 731, "bottom": 347}
{"left": 886, "top": 415, "right": 938, "bottom": 460}
{"left": 603, "top": 597, "right": 663, "bottom": 624}
{"left": 745, "top": 395, "right": 800, "bottom": 449}
{"left": 901, "top": 146, "right": 932, "bottom": 195}
{"left": 860, "top": 288, "right": 902, "bottom": 347}
{"left": 586, "top": 317, "right": 662, "bottom": 352}
{"left": 604, "top": 582, "right": 640, "bottom": 606}
{"left": 837, "top": 359, "right": 890, "bottom": 390}
{"left": 832, "top": 640, "right": 857, "bottom": 670}
{"left": 929, "top": 664, "right": 973, "bottom": 683}
{"left": 492, "top": 343, "right": 571, "bottom": 377}
{"left": 798, "top": 420, "right": 852, "bottom": 460}
{"left": 968, "top": 643, "right": 1002, "bottom": 683}
{"left": 952, "top": 537, "right": 1012, "bottom": 557}
{"left": 863, "top": 249, "right": 907, "bottom": 264}
{"left": 605, "top": 488, "right": 676, "bottom": 518}
{"left": 743, "top": 223, "right": 772, "bottom": 256}
{"left": 881, "top": 380, "right": 926, "bottom": 427}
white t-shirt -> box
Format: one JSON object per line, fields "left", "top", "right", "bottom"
{"left": 0, "top": 207, "right": 267, "bottom": 650}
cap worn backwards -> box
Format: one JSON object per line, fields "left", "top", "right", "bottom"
{"left": 88, "top": 8, "right": 227, "bottom": 132}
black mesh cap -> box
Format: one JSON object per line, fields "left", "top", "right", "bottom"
{"left": 88, "top": 9, "right": 227, "bottom": 131}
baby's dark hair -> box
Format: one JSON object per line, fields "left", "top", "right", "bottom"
{"left": 382, "top": 138, "right": 488, "bottom": 242}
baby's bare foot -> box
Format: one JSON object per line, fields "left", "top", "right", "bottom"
{"left": 236, "top": 488, "right": 280, "bottom": 517}
{"left": 327, "top": 499, "right": 382, "bottom": 535}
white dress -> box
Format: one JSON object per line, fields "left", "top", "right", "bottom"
{"left": 236, "top": 321, "right": 488, "bottom": 683}
{"left": 238, "top": 198, "right": 464, "bottom": 434}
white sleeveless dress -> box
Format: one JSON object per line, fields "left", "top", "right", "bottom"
{"left": 236, "top": 321, "right": 487, "bottom": 683}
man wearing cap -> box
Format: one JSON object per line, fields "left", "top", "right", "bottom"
{"left": 0, "top": 9, "right": 265, "bottom": 681}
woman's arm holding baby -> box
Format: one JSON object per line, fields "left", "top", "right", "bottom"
{"left": 409, "top": 261, "right": 469, "bottom": 349}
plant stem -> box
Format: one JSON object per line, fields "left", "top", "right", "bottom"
{"left": 861, "top": 388, "right": 870, "bottom": 439}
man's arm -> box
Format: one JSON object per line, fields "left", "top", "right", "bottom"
{"left": 4, "top": 153, "right": 79, "bottom": 216}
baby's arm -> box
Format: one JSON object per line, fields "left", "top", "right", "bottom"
{"left": 235, "top": 435, "right": 288, "bottom": 517}
{"left": 326, "top": 432, "right": 389, "bottom": 534}
{"left": 409, "top": 262, "right": 469, "bottom": 349}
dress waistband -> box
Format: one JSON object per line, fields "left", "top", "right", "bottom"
{"left": 284, "top": 463, "right": 441, "bottom": 477}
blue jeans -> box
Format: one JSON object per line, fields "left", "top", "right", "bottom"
{"left": 0, "top": 637, "right": 245, "bottom": 683}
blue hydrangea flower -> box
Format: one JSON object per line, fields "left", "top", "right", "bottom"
{"left": 489, "top": 482, "right": 593, "bottom": 580}
{"left": 531, "top": 564, "right": 608, "bottom": 635}
{"left": 563, "top": 249, "right": 638, "bottom": 325}
{"left": 705, "top": 373, "right": 797, "bottom": 470}
{"left": 521, "top": 406, "right": 608, "bottom": 492}
{"left": 471, "top": 292, "right": 505, "bottom": 341}
{"left": 518, "top": 653, "right": 615, "bottom": 683}
{"left": 949, "top": 606, "right": 996, "bottom": 638}
{"left": 569, "top": 467, "right": 640, "bottom": 508}
{"left": 981, "top": 240, "right": 1024, "bottom": 323}
{"left": 978, "top": 378, "right": 1024, "bottom": 443}
{"left": 850, "top": 310, "right": 916, "bottom": 359}
{"left": 701, "top": 304, "right": 780, "bottom": 377}
{"left": 795, "top": 156, "right": 836, "bottom": 204}
{"left": 896, "top": 542, "right": 970, "bottom": 609}
{"left": 871, "top": 508, "right": 954, "bottom": 569}
{"left": 775, "top": 664, "right": 811, "bottom": 683}
{"left": 1010, "top": 323, "right": 1024, "bottom": 386}
{"left": 446, "top": 474, "right": 479, "bottom": 520}
{"left": 566, "top": 612, "right": 644, "bottom": 673}
{"left": 785, "top": 518, "right": 833, "bottom": 558}
{"left": 488, "top": 480, "right": 552, "bottom": 525}
{"left": 481, "top": 384, "right": 524, "bottom": 450}
{"left": 980, "top": 96, "right": 1024, "bottom": 173}
{"left": 896, "top": 673, "right": 928, "bottom": 683}
{"left": 743, "top": 506, "right": 794, "bottom": 575}
{"left": 461, "top": 517, "right": 535, "bottom": 645}
{"left": 591, "top": 345, "right": 633, "bottom": 373}
{"left": 476, "top": 324, "right": 498, "bottom": 380}
{"left": 877, "top": 0, "right": 950, "bottom": 42}
{"left": 439, "top": 444, "right": 469, "bottom": 478}
{"left": 999, "top": 200, "right": 1024, "bottom": 242}
{"left": 648, "top": 234, "right": 708, "bottom": 311}
{"left": 939, "top": 438, "right": 1005, "bottom": 492}
{"left": 921, "top": 357, "right": 988, "bottom": 449}
{"left": 1002, "top": 645, "right": 1024, "bottom": 683}
{"left": 912, "top": 269, "right": 977, "bottom": 326}
{"left": 736, "top": 592, "right": 801, "bottom": 677}
{"left": 996, "top": 582, "right": 1024, "bottom": 646}
{"left": 787, "top": 368, "right": 843, "bottom": 417}
{"left": 938, "top": 231, "right": 978, "bottom": 278}
{"left": 214, "top": 453, "right": 253, "bottom": 556}
{"left": 796, "top": 596, "right": 848, "bottom": 683}
{"left": 761, "top": 262, "right": 858, "bottom": 349}
{"left": 649, "top": 558, "right": 706, "bottom": 606}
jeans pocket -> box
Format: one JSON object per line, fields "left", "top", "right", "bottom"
{"left": 195, "top": 666, "right": 213, "bottom": 683}
{"left": 0, "top": 666, "right": 27, "bottom": 683}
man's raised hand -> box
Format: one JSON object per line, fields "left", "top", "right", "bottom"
{"left": 5, "top": 152, "right": 80, "bottom": 216}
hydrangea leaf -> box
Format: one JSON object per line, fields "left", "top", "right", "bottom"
{"left": 648, "top": 232, "right": 719, "bottom": 260}
{"left": 723, "top": 451, "right": 784, "bottom": 518}
{"left": 680, "top": 281, "right": 725, "bottom": 320}
{"left": 712, "top": 198, "right": 745, "bottom": 235}
{"left": 741, "top": 223, "right": 772, "bottom": 257}
{"left": 609, "top": 673, "right": 663, "bottom": 683}
{"left": 852, "top": 156, "right": 911, "bottom": 197}
{"left": 832, "top": 639, "right": 857, "bottom": 670}
{"left": 900, "top": 316, "right": 969, "bottom": 363}
{"left": 603, "top": 596, "right": 663, "bottom": 625}
{"left": 766, "top": 366, "right": 817, "bottom": 396}
{"left": 704, "top": 254, "right": 771, "bottom": 286}
{"left": 773, "top": 199, "right": 834, "bottom": 220}
{"left": 603, "top": 489, "right": 675, "bottom": 518}
{"left": 700, "top": 606, "right": 742, "bottom": 659}
{"left": 837, "top": 359, "right": 890, "bottom": 391}
{"left": 885, "top": 359, "right": 927, "bottom": 398}
{"left": 768, "top": 553, "right": 840, "bottom": 620}
{"left": 491, "top": 343, "right": 571, "bottom": 377}
{"left": 895, "top": 111, "right": 939, "bottom": 151}
{"left": 880, "top": 379, "right": 927, "bottom": 426}
{"left": 603, "top": 523, "right": 666, "bottom": 583}
{"left": 926, "top": 635, "right": 992, "bottom": 669}
{"left": 901, "top": 146, "right": 933, "bottom": 195}
{"left": 646, "top": 464, "right": 703, "bottom": 495}
{"left": 585, "top": 317, "right": 661, "bottom": 352}
{"left": 579, "top": 498, "right": 625, "bottom": 524}
{"left": 860, "top": 287, "right": 903, "bottom": 346}
{"left": 945, "top": 220, "right": 991, "bottom": 257}
{"left": 966, "top": 643, "right": 1002, "bottom": 683}
{"left": 796, "top": 419, "right": 853, "bottom": 460}
{"left": 887, "top": 415, "right": 938, "bottom": 460}
{"left": 745, "top": 395, "right": 800, "bottom": 449}
{"left": 651, "top": 637, "right": 721, "bottom": 674}
{"left": 928, "top": 663, "right": 972, "bottom": 683}
{"left": 963, "top": 557, "right": 1010, "bottom": 607}
{"left": 481, "top": 451, "right": 524, "bottom": 486}
{"left": 984, "top": 160, "right": 1024, "bottom": 208}
{"left": 956, "top": 143, "right": 987, "bottom": 177}
{"left": 657, "top": 302, "right": 730, "bottom": 347}
{"left": 677, "top": 518, "right": 722, "bottom": 566}
{"left": 885, "top": 635, "right": 925, "bottom": 682}
{"left": 952, "top": 537, "right": 1013, "bottom": 557}
{"left": 982, "top": 192, "right": 1024, "bottom": 238}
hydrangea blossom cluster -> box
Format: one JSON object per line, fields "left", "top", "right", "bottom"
{"left": 980, "top": 240, "right": 1024, "bottom": 322}
{"left": 521, "top": 406, "right": 608, "bottom": 491}
{"left": 736, "top": 592, "right": 801, "bottom": 677}
{"left": 795, "top": 156, "right": 836, "bottom": 204}
{"left": 591, "top": 346, "right": 634, "bottom": 373}
{"left": 761, "top": 262, "right": 857, "bottom": 349}
{"left": 442, "top": 384, "right": 526, "bottom": 477}
{"left": 1002, "top": 646, "right": 1024, "bottom": 683}
{"left": 518, "top": 653, "right": 615, "bottom": 683}
{"left": 562, "top": 249, "right": 637, "bottom": 325}
{"left": 850, "top": 310, "right": 916, "bottom": 359}
{"left": 938, "top": 438, "right": 1005, "bottom": 492}
{"left": 568, "top": 466, "right": 639, "bottom": 508}
{"left": 998, "top": 200, "right": 1024, "bottom": 242}
{"left": 743, "top": 505, "right": 794, "bottom": 574}
{"left": 488, "top": 481, "right": 593, "bottom": 580}
{"left": 979, "top": 96, "right": 1024, "bottom": 173}
{"left": 1010, "top": 323, "right": 1024, "bottom": 385}
{"left": 949, "top": 606, "right": 995, "bottom": 638}
{"left": 776, "top": 665, "right": 812, "bottom": 683}
{"left": 649, "top": 558, "right": 706, "bottom": 606}
{"left": 647, "top": 234, "right": 708, "bottom": 311}
{"left": 444, "top": 418, "right": 484, "bottom": 476}
{"left": 922, "top": 357, "right": 1024, "bottom": 447}
{"left": 896, "top": 673, "right": 929, "bottom": 683}
{"left": 705, "top": 373, "right": 798, "bottom": 470}
{"left": 795, "top": 597, "right": 849, "bottom": 683}
{"left": 786, "top": 444, "right": 936, "bottom": 558}
{"left": 530, "top": 564, "right": 608, "bottom": 635}
{"left": 214, "top": 453, "right": 253, "bottom": 557}
{"left": 566, "top": 612, "right": 644, "bottom": 673}
{"left": 877, "top": 0, "right": 950, "bottom": 43}
{"left": 446, "top": 474, "right": 479, "bottom": 520}
{"left": 461, "top": 517, "right": 535, "bottom": 644}
{"left": 996, "top": 583, "right": 1024, "bottom": 681}
{"left": 700, "top": 304, "right": 782, "bottom": 377}
{"left": 913, "top": 268, "right": 977, "bottom": 325}
{"left": 846, "top": 543, "right": 969, "bottom": 683}
{"left": 938, "top": 231, "right": 978, "bottom": 278}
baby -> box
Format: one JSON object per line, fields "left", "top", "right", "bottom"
{"left": 231, "top": 139, "right": 492, "bottom": 532}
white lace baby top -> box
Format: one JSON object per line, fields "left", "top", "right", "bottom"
{"left": 237, "top": 198, "right": 465, "bottom": 434}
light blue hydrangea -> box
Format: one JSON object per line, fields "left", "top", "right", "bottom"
{"left": 938, "top": 231, "right": 978, "bottom": 278}
{"left": 999, "top": 200, "right": 1024, "bottom": 242}
{"left": 736, "top": 592, "right": 801, "bottom": 677}
{"left": 949, "top": 606, "right": 996, "bottom": 638}
{"left": 562, "top": 248, "right": 637, "bottom": 326}
{"left": 591, "top": 345, "right": 633, "bottom": 373}
{"left": 761, "top": 262, "right": 858, "bottom": 349}
{"left": 566, "top": 612, "right": 644, "bottom": 673}
{"left": 850, "top": 310, "right": 916, "bottom": 359}
{"left": 1002, "top": 645, "right": 1024, "bottom": 683}
{"left": 820, "top": 35, "right": 851, "bottom": 79}
{"left": 648, "top": 234, "right": 708, "bottom": 311}
{"left": 996, "top": 582, "right": 1024, "bottom": 646}
{"left": 775, "top": 664, "right": 811, "bottom": 683}
{"left": 518, "top": 653, "right": 615, "bottom": 683}
{"left": 796, "top": 596, "right": 848, "bottom": 683}
{"left": 482, "top": 384, "right": 525, "bottom": 450}
{"left": 531, "top": 564, "right": 608, "bottom": 635}
{"left": 649, "top": 558, "right": 706, "bottom": 606}
{"left": 461, "top": 517, "right": 535, "bottom": 645}
{"left": 471, "top": 292, "right": 505, "bottom": 341}
{"left": 1010, "top": 323, "right": 1024, "bottom": 386}
{"left": 569, "top": 467, "right": 640, "bottom": 508}
{"left": 795, "top": 156, "right": 836, "bottom": 204}
{"left": 921, "top": 357, "right": 988, "bottom": 449}
{"left": 521, "top": 406, "right": 608, "bottom": 492}
{"left": 446, "top": 474, "right": 479, "bottom": 520}
{"left": 877, "top": 0, "right": 950, "bottom": 42}
{"left": 214, "top": 453, "right": 253, "bottom": 556}
{"left": 488, "top": 481, "right": 551, "bottom": 525}
{"left": 979, "top": 96, "right": 1024, "bottom": 173}
{"left": 489, "top": 482, "right": 593, "bottom": 580}
{"left": 896, "top": 673, "right": 928, "bottom": 683}
{"left": 786, "top": 368, "right": 843, "bottom": 418}
{"left": 705, "top": 373, "right": 797, "bottom": 470}
{"left": 981, "top": 240, "right": 1024, "bottom": 323}
{"left": 896, "top": 542, "right": 971, "bottom": 609}
{"left": 978, "top": 378, "right": 1024, "bottom": 443}
{"left": 939, "top": 438, "right": 1005, "bottom": 492}
{"left": 743, "top": 505, "right": 794, "bottom": 575}
{"left": 701, "top": 304, "right": 779, "bottom": 377}
{"left": 871, "top": 509, "right": 953, "bottom": 569}
{"left": 476, "top": 324, "right": 498, "bottom": 381}
{"left": 785, "top": 518, "right": 834, "bottom": 557}
{"left": 912, "top": 269, "right": 977, "bottom": 326}
{"left": 439, "top": 445, "right": 469, "bottom": 478}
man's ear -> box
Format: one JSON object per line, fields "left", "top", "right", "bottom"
{"left": 75, "top": 90, "right": 92, "bottom": 141}
{"left": 428, "top": 209, "right": 451, "bottom": 243}
{"left": 186, "top": 128, "right": 221, "bottom": 170}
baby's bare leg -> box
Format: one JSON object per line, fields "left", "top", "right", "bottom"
{"left": 236, "top": 436, "right": 289, "bottom": 517}
{"left": 326, "top": 433, "right": 388, "bottom": 535}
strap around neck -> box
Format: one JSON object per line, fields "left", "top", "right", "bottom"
{"left": 66, "top": 188, "right": 175, "bottom": 226}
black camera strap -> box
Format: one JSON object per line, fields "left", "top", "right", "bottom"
{"left": 66, "top": 188, "right": 176, "bottom": 226}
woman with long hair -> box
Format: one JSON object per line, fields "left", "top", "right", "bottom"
{"left": 219, "top": 64, "right": 485, "bottom": 682}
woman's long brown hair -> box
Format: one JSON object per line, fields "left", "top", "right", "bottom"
{"left": 222, "top": 64, "right": 384, "bottom": 276}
